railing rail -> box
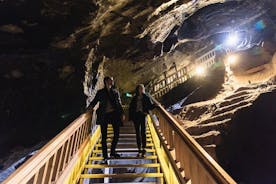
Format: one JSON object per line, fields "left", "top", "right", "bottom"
{"left": 151, "top": 98, "right": 236, "bottom": 184}
{"left": 2, "top": 110, "right": 97, "bottom": 184}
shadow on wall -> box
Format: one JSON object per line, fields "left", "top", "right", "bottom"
{"left": 217, "top": 88, "right": 276, "bottom": 184}
{"left": 161, "top": 63, "right": 225, "bottom": 108}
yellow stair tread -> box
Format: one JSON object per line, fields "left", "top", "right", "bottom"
{"left": 89, "top": 155, "right": 158, "bottom": 160}
{"left": 107, "top": 134, "right": 151, "bottom": 137}
{"left": 107, "top": 131, "right": 151, "bottom": 134}
{"left": 96, "top": 143, "right": 154, "bottom": 147}
{"left": 92, "top": 149, "right": 156, "bottom": 153}
{"left": 80, "top": 173, "right": 164, "bottom": 179}
{"left": 84, "top": 163, "right": 160, "bottom": 168}
{"left": 105, "top": 139, "right": 153, "bottom": 142}
{"left": 92, "top": 183, "right": 156, "bottom": 184}
{"left": 106, "top": 137, "right": 153, "bottom": 140}
{"left": 107, "top": 127, "right": 150, "bottom": 130}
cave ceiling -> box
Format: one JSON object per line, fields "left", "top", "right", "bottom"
{"left": 0, "top": 0, "right": 275, "bottom": 91}
{"left": 89, "top": 0, "right": 276, "bottom": 91}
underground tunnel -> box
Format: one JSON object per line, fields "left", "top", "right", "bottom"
{"left": 1, "top": 0, "right": 276, "bottom": 183}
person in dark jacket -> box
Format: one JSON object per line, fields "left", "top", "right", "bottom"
{"left": 129, "top": 84, "right": 155, "bottom": 157}
{"left": 88, "top": 76, "right": 124, "bottom": 162}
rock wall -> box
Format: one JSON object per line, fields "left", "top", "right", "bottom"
{"left": 0, "top": 0, "right": 96, "bottom": 163}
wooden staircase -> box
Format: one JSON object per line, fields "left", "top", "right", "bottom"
{"left": 2, "top": 104, "right": 236, "bottom": 184}
{"left": 79, "top": 121, "right": 164, "bottom": 184}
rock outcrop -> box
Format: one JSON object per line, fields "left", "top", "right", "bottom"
{"left": 175, "top": 53, "right": 276, "bottom": 182}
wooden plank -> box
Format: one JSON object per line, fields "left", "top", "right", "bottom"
{"left": 75, "top": 126, "right": 83, "bottom": 152}
{"left": 54, "top": 145, "right": 65, "bottom": 181}
{"left": 62, "top": 136, "right": 72, "bottom": 170}
{"left": 68, "top": 132, "right": 76, "bottom": 159}
{"left": 61, "top": 140, "right": 70, "bottom": 171}
{"left": 47, "top": 153, "right": 57, "bottom": 184}
{"left": 78, "top": 123, "right": 86, "bottom": 147}
{"left": 40, "top": 161, "right": 49, "bottom": 184}
{"left": 32, "top": 173, "right": 38, "bottom": 184}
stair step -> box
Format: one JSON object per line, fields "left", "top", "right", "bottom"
{"left": 89, "top": 155, "right": 158, "bottom": 161}
{"left": 84, "top": 163, "right": 160, "bottom": 169}
{"left": 107, "top": 127, "right": 150, "bottom": 130}
{"left": 80, "top": 173, "right": 164, "bottom": 179}
{"left": 107, "top": 131, "right": 151, "bottom": 134}
{"left": 105, "top": 138, "right": 153, "bottom": 142}
{"left": 107, "top": 134, "right": 151, "bottom": 138}
{"left": 93, "top": 182, "right": 156, "bottom": 184}
{"left": 96, "top": 143, "right": 154, "bottom": 147}
{"left": 92, "top": 149, "right": 156, "bottom": 153}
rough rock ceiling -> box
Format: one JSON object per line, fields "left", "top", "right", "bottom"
{"left": 81, "top": 0, "right": 276, "bottom": 92}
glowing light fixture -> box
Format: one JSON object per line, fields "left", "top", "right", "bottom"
{"left": 225, "top": 32, "right": 239, "bottom": 47}
{"left": 227, "top": 54, "right": 238, "bottom": 65}
{"left": 195, "top": 66, "right": 206, "bottom": 76}
{"left": 125, "top": 92, "right": 132, "bottom": 97}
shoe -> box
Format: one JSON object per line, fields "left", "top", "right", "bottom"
{"left": 101, "top": 158, "right": 108, "bottom": 164}
{"left": 141, "top": 149, "right": 146, "bottom": 157}
{"left": 110, "top": 153, "right": 120, "bottom": 158}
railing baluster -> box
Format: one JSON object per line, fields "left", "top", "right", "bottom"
{"left": 36, "top": 164, "right": 46, "bottom": 183}
{"left": 73, "top": 129, "right": 80, "bottom": 153}
{"left": 61, "top": 140, "right": 70, "bottom": 171}
{"left": 54, "top": 144, "right": 65, "bottom": 181}
{"left": 41, "top": 161, "right": 49, "bottom": 184}
{"left": 62, "top": 135, "right": 73, "bottom": 170}
{"left": 75, "top": 125, "right": 84, "bottom": 150}
{"left": 48, "top": 153, "right": 57, "bottom": 184}
{"left": 80, "top": 122, "right": 87, "bottom": 144}
{"left": 32, "top": 173, "right": 38, "bottom": 184}
{"left": 69, "top": 132, "right": 76, "bottom": 159}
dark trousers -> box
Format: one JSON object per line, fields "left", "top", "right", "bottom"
{"left": 133, "top": 112, "right": 147, "bottom": 151}
{"left": 100, "top": 111, "right": 120, "bottom": 159}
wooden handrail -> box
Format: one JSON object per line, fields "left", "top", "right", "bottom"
{"left": 148, "top": 115, "right": 186, "bottom": 184}
{"left": 2, "top": 110, "right": 96, "bottom": 184}
{"left": 151, "top": 98, "right": 236, "bottom": 184}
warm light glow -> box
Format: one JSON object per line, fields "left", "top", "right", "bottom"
{"left": 225, "top": 32, "right": 239, "bottom": 47}
{"left": 195, "top": 66, "right": 206, "bottom": 76}
{"left": 227, "top": 55, "right": 238, "bottom": 65}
